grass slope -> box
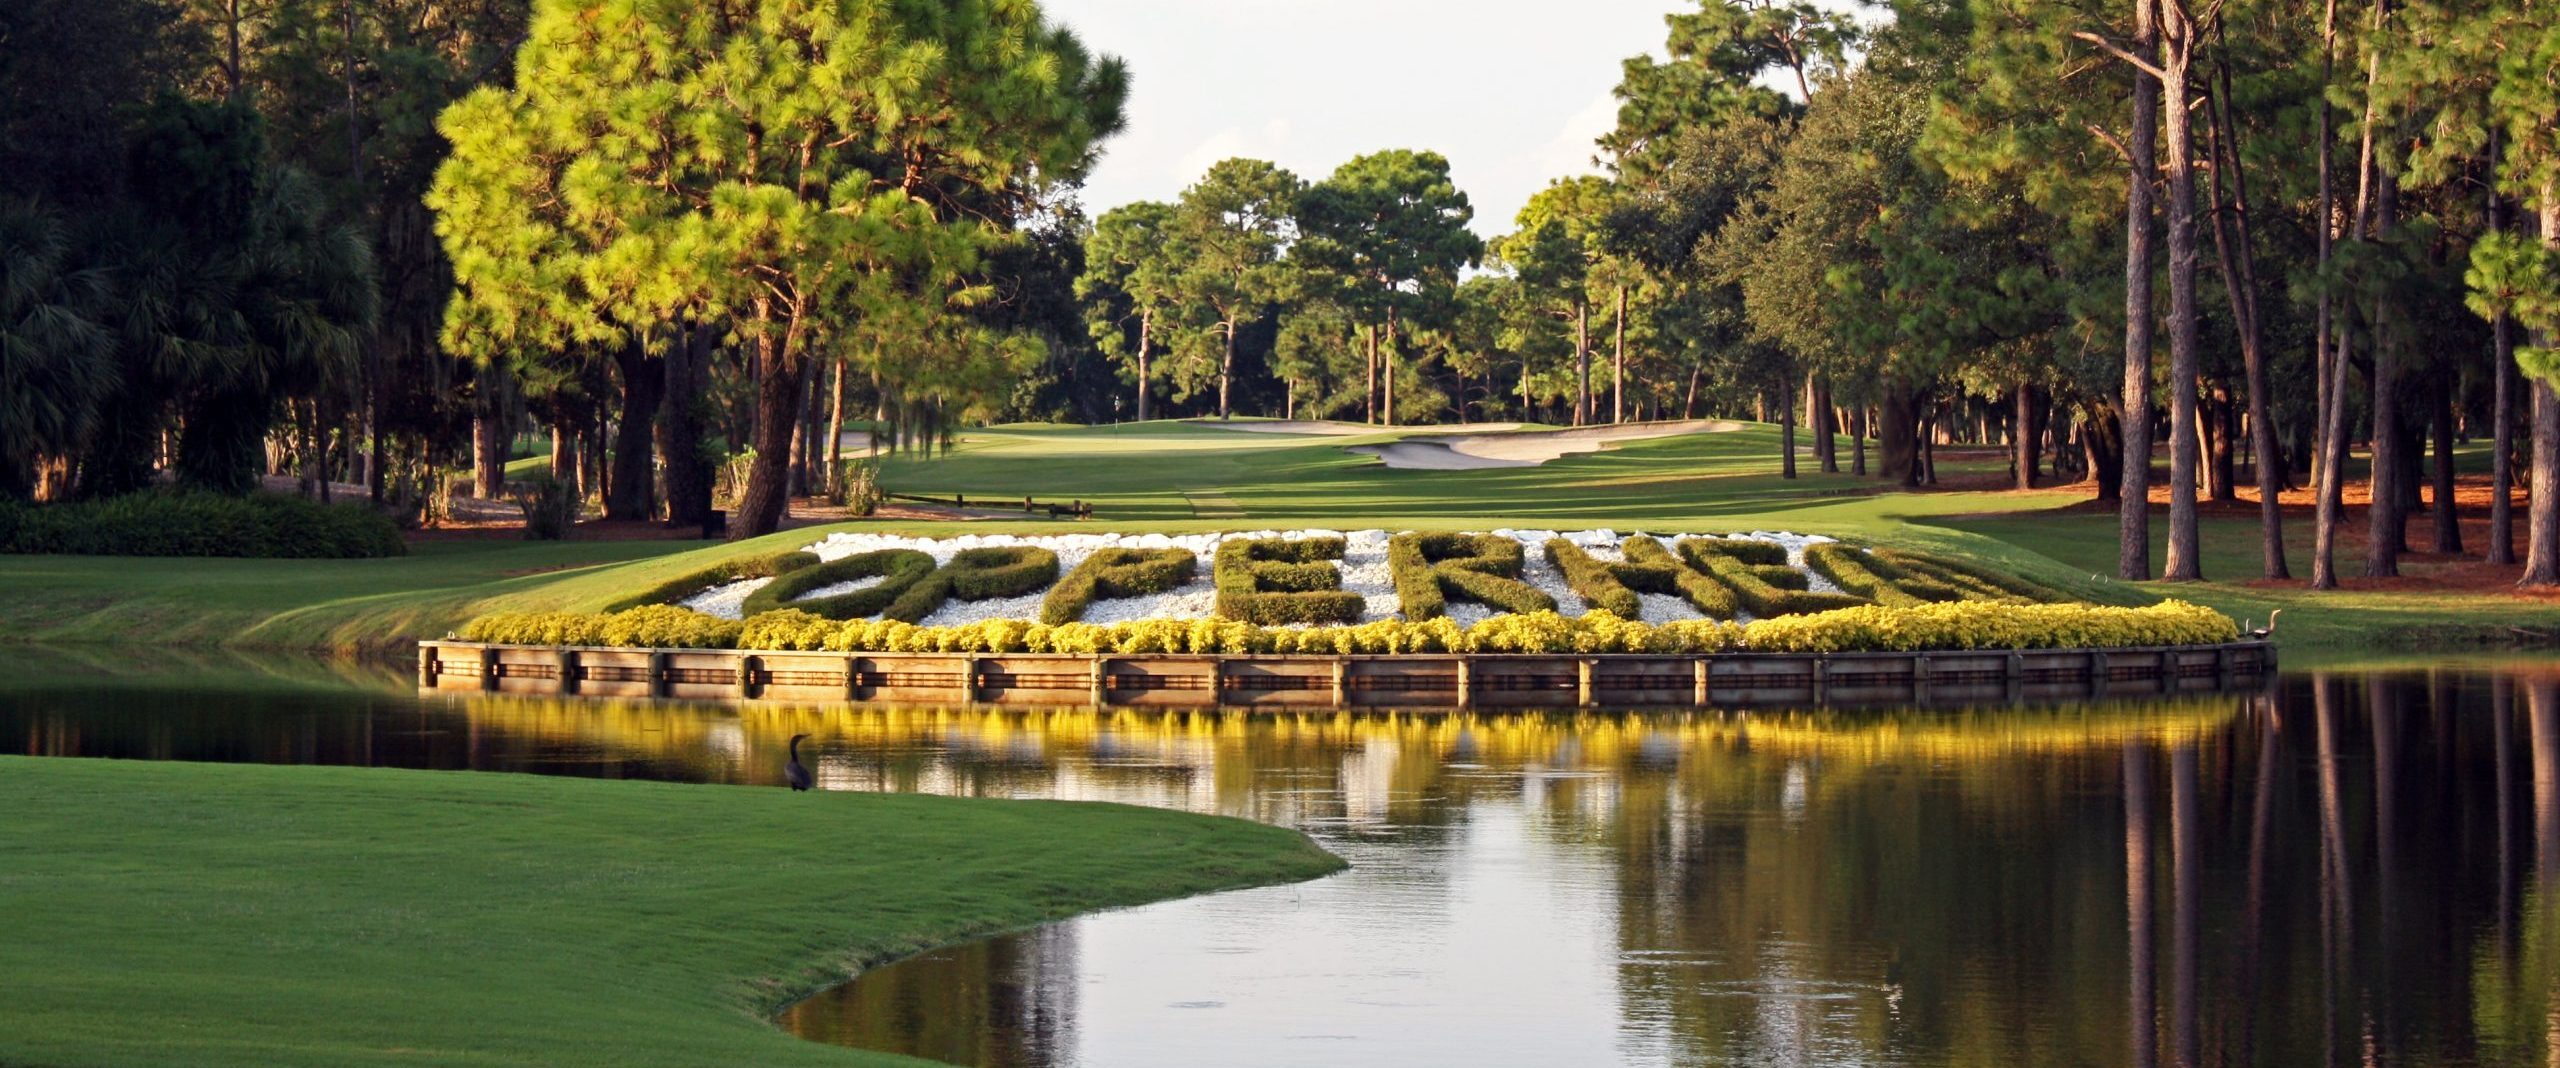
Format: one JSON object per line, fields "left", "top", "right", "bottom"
{"left": 5, "top": 419, "right": 2555, "bottom": 654}
{"left": 0, "top": 757, "right": 1342, "bottom": 1068}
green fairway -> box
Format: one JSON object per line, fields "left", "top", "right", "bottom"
{"left": 0, "top": 757, "right": 1342, "bottom": 1068}
{"left": 3, "top": 419, "right": 2554, "bottom": 655}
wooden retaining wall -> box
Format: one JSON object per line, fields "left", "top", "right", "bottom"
{"left": 416, "top": 639, "right": 2275, "bottom": 711}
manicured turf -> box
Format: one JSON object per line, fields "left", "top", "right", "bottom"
{"left": 4, "top": 419, "right": 2555, "bottom": 654}
{"left": 0, "top": 757, "right": 1343, "bottom": 1068}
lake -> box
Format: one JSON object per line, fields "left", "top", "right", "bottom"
{"left": 5, "top": 647, "right": 2554, "bottom": 1067}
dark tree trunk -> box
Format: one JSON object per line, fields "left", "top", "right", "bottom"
{"left": 1881, "top": 382, "right": 1921, "bottom": 487}
{"left": 1813, "top": 375, "right": 1837, "bottom": 473}
{"left": 661, "top": 321, "right": 715, "bottom": 528}
{"left": 606, "top": 340, "right": 664, "bottom": 521}
{"left": 2119, "top": 0, "right": 2160, "bottom": 581}
{"left": 2432, "top": 374, "right": 2462, "bottom": 553}
{"left": 2014, "top": 381, "right": 2041, "bottom": 490}
{"left": 732, "top": 306, "right": 809, "bottom": 540}
{"left": 1851, "top": 406, "right": 1869, "bottom": 477}
{"left": 2088, "top": 402, "right": 2126, "bottom": 504}
{"left": 2366, "top": 166, "right": 2403, "bottom": 578}
{"left": 472, "top": 367, "right": 509, "bottom": 499}
{"left": 1781, "top": 382, "right": 1797, "bottom": 480}
{"left": 2488, "top": 134, "right": 2518, "bottom": 565}
{"left": 2208, "top": 387, "right": 2237, "bottom": 503}
{"left": 2205, "top": 53, "right": 2288, "bottom": 577}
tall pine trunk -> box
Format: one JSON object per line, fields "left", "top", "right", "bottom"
{"left": 2488, "top": 130, "right": 2517, "bottom": 565}
{"left": 1813, "top": 376, "right": 1837, "bottom": 473}
{"left": 2159, "top": 0, "right": 2205, "bottom": 582}
{"left": 1612, "top": 285, "right": 1627, "bottom": 424}
{"left": 1217, "top": 321, "right": 1235, "bottom": 421}
{"left": 2365, "top": 119, "right": 2403, "bottom": 578}
{"left": 1574, "top": 302, "right": 1591, "bottom": 427}
{"left": 2119, "top": 0, "right": 2161, "bottom": 580}
{"left": 2204, "top": 55, "right": 2288, "bottom": 578}
{"left": 1781, "top": 381, "right": 1797, "bottom": 480}
{"left": 2526, "top": 195, "right": 2560, "bottom": 586}
{"left": 1135, "top": 308, "right": 1152, "bottom": 423}
{"left": 2311, "top": 0, "right": 2350, "bottom": 589}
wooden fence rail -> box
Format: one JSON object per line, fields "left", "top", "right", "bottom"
{"left": 418, "top": 639, "right": 2275, "bottom": 711}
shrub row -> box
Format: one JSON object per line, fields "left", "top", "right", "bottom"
{"left": 1677, "top": 538, "right": 1867, "bottom": 617}
{"left": 1039, "top": 547, "right": 1198, "bottom": 624}
{"left": 1542, "top": 539, "right": 1647, "bottom": 617}
{"left": 0, "top": 491, "right": 406, "bottom": 559}
{"left": 741, "top": 549, "right": 938, "bottom": 620}
{"left": 1621, "top": 536, "right": 1740, "bottom": 619}
{"left": 1686, "top": 536, "right": 1787, "bottom": 566}
{"left": 1803, "top": 543, "right": 1931, "bottom": 608}
{"left": 457, "top": 599, "right": 2239, "bottom": 656}
{"left": 1214, "top": 536, "right": 1363, "bottom": 625}
{"left": 1389, "top": 533, "right": 1553, "bottom": 620}
{"left": 608, "top": 550, "right": 821, "bottom": 612}
{"left": 1874, "top": 549, "right": 2069, "bottom": 603}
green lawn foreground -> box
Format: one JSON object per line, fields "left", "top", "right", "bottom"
{"left": 0, "top": 757, "right": 1343, "bottom": 1068}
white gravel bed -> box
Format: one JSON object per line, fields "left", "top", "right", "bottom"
{"left": 666, "top": 527, "right": 1841, "bottom": 624}
{"left": 680, "top": 577, "right": 772, "bottom": 617}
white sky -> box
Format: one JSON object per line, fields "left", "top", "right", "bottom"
{"left": 1045, "top": 0, "right": 1685, "bottom": 239}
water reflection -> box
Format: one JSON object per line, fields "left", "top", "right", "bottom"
{"left": 5, "top": 655, "right": 2558, "bottom": 1066}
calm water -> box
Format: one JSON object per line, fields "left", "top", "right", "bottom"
{"left": 6, "top": 648, "right": 2557, "bottom": 1067}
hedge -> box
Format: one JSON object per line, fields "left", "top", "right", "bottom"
{"left": 1542, "top": 539, "right": 1645, "bottom": 617}
{"left": 1390, "top": 533, "right": 1553, "bottom": 620}
{"left": 1685, "top": 536, "right": 1786, "bottom": 566}
{"left": 1875, "top": 548, "right": 2070, "bottom": 603}
{"left": 1040, "top": 547, "right": 1198, "bottom": 624}
{"left": 1678, "top": 538, "right": 1867, "bottom": 617}
{"left": 881, "top": 546, "right": 1060, "bottom": 622}
{"left": 1214, "top": 536, "right": 1363, "bottom": 625}
{"left": 0, "top": 491, "right": 405, "bottom": 559}
{"left": 608, "top": 550, "right": 822, "bottom": 611}
{"left": 740, "top": 549, "right": 937, "bottom": 620}
{"left": 1621, "top": 536, "right": 1739, "bottom": 619}
{"left": 457, "top": 599, "right": 2241, "bottom": 656}
{"left": 1803, "top": 543, "right": 1931, "bottom": 608}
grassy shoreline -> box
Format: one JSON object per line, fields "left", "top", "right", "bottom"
{"left": 6, "top": 419, "right": 2557, "bottom": 656}
{"left": 0, "top": 757, "right": 1344, "bottom": 1068}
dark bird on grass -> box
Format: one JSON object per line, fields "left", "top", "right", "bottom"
{"left": 785, "top": 734, "right": 813, "bottom": 792}
{"left": 2245, "top": 610, "right": 2281, "bottom": 640}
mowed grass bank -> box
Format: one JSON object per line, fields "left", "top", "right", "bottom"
{"left": 0, "top": 757, "right": 1342, "bottom": 1068}
{"left": 5, "top": 419, "right": 2556, "bottom": 654}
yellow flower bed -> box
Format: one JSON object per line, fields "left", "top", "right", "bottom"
{"left": 457, "top": 599, "right": 2240, "bottom": 655}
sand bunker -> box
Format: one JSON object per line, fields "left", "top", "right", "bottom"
{"left": 1348, "top": 420, "right": 1745, "bottom": 470}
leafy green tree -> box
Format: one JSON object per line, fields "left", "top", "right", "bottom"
{"left": 0, "top": 204, "right": 112, "bottom": 500}
{"left": 1077, "top": 201, "right": 1180, "bottom": 422}
{"left": 1296, "top": 149, "right": 1481, "bottom": 426}
{"left": 431, "top": 0, "right": 1125, "bottom": 538}
{"left": 1495, "top": 177, "right": 1620, "bottom": 427}
{"left": 1601, "top": 0, "right": 1859, "bottom": 178}
{"left": 1166, "top": 159, "right": 1301, "bottom": 420}
{"left": 2383, "top": 0, "right": 2560, "bottom": 584}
